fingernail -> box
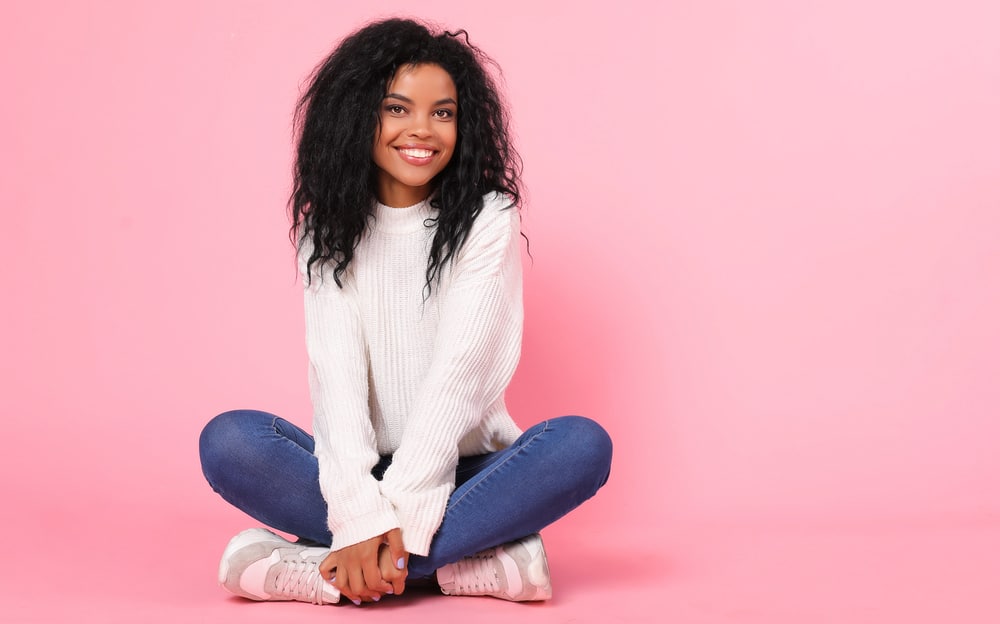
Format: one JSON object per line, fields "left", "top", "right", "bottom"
{"left": 396, "top": 557, "right": 405, "bottom": 569}
{"left": 386, "top": 588, "right": 394, "bottom": 595}
{"left": 352, "top": 599, "right": 361, "bottom": 606}
{"left": 373, "top": 595, "right": 381, "bottom": 602}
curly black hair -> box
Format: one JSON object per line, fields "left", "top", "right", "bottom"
{"left": 289, "top": 18, "right": 522, "bottom": 290}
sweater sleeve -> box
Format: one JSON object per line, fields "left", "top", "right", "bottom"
{"left": 377, "top": 196, "right": 524, "bottom": 556}
{"left": 301, "top": 252, "right": 400, "bottom": 551}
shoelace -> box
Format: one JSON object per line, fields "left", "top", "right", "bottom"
{"left": 450, "top": 551, "right": 501, "bottom": 594}
{"left": 270, "top": 556, "right": 327, "bottom": 605}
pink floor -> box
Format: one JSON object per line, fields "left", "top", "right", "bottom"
{"left": 6, "top": 508, "right": 999, "bottom": 623}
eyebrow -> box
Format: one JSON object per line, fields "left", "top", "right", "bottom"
{"left": 383, "top": 93, "right": 457, "bottom": 106}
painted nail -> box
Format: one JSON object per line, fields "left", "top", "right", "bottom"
{"left": 386, "top": 588, "right": 394, "bottom": 595}
{"left": 352, "top": 599, "right": 361, "bottom": 606}
{"left": 373, "top": 595, "right": 381, "bottom": 602}
{"left": 396, "top": 557, "right": 405, "bottom": 569}
{"left": 330, "top": 576, "right": 336, "bottom": 584}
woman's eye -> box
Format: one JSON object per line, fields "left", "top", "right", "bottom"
{"left": 433, "top": 109, "right": 455, "bottom": 119}
{"left": 386, "top": 105, "right": 406, "bottom": 115}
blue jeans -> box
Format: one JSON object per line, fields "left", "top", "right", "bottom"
{"left": 199, "top": 411, "right": 612, "bottom": 578}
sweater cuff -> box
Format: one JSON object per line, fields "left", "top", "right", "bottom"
{"left": 328, "top": 509, "right": 401, "bottom": 551}
{"left": 383, "top": 484, "right": 452, "bottom": 557}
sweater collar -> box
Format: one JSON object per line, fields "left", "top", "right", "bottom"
{"left": 372, "top": 198, "right": 435, "bottom": 234}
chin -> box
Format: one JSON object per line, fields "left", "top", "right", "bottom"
{"left": 398, "top": 175, "right": 437, "bottom": 189}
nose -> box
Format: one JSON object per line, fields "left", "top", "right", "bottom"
{"left": 406, "top": 114, "right": 433, "bottom": 138}
{"left": 406, "top": 125, "right": 432, "bottom": 139}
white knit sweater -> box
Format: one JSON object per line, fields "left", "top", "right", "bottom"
{"left": 300, "top": 192, "right": 524, "bottom": 556}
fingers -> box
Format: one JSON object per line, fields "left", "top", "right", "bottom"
{"left": 384, "top": 529, "right": 409, "bottom": 595}
{"left": 327, "top": 534, "right": 397, "bottom": 605}
{"left": 319, "top": 550, "right": 365, "bottom": 605}
{"left": 338, "top": 564, "right": 377, "bottom": 604}
{"left": 347, "top": 565, "right": 382, "bottom": 603}
{"left": 386, "top": 528, "right": 409, "bottom": 573}
{"left": 388, "top": 570, "right": 406, "bottom": 596}
{"left": 362, "top": 557, "right": 393, "bottom": 600}
{"left": 319, "top": 551, "right": 337, "bottom": 581}
{"left": 337, "top": 564, "right": 384, "bottom": 604}
{"left": 377, "top": 541, "right": 408, "bottom": 596}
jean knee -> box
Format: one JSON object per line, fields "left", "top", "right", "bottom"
{"left": 550, "top": 415, "right": 613, "bottom": 486}
{"left": 199, "top": 410, "right": 271, "bottom": 486}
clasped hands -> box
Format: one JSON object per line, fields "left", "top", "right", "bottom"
{"left": 319, "top": 528, "right": 409, "bottom": 605}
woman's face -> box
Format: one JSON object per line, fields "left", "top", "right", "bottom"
{"left": 373, "top": 63, "right": 458, "bottom": 208}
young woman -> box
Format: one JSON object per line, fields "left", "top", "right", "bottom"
{"left": 198, "top": 17, "right": 612, "bottom": 607}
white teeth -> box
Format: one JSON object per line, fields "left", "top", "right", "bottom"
{"left": 399, "top": 148, "right": 433, "bottom": 158}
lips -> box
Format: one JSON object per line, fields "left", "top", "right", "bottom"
{"left": 395, "top": 145, "right": 438, "bottom": 166}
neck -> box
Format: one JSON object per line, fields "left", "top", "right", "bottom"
{"left": 376, "top": 181, "right": 433, "bottom": 209}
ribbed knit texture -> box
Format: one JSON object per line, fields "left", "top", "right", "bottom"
{"left": 300, "top": 192, "right": 524, "bottom": 556}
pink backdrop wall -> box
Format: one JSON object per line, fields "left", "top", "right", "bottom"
{"left": 2, "top": 1, "right": 999, "bottom": 613}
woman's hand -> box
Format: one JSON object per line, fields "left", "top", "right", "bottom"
{"left": 319, "top": 528, "right": 409, "bottom": 604}
{"left": 378, "top": 529, "right": 409, "bottom": 596}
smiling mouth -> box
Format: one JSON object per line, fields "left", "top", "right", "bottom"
{"left": 397, "top": 148, "right": 435, "bottom": 158}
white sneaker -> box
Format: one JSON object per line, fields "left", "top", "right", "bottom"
{"left": 218, "top": 528, "right": 340, "bottom": 605}
{"left": 437, "top": 533, "right": 553, "bottom": 601}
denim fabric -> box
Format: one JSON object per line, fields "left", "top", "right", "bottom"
{"left": 199, "top": 410, "right": 612, "bottom": 577}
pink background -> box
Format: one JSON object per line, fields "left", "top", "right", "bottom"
{"left": 2, "top": 1, "right": 998, "bottom": 622}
